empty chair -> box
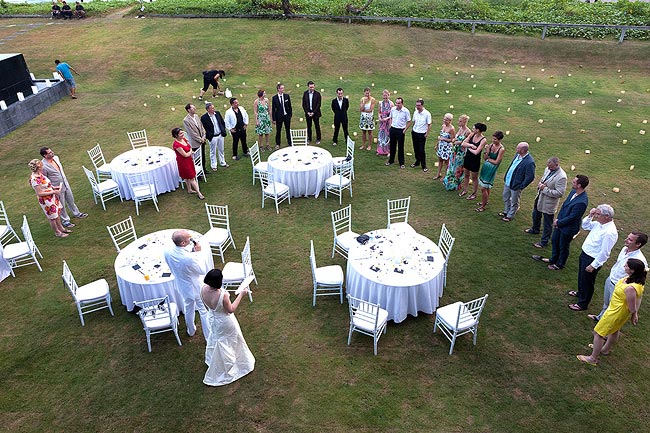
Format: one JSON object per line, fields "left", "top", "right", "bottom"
{"left": 204, "top": 203, "right": 236, "bottom": 263}
{"left": 324, "top": 158, "right": 353, "bottom": 205}
{"left": 434, "top": 294, "right": 488, "bottom": 355}
{"left": 0, "top": 200, "right": 20, "bottom": 246}
{"left": 259, "top": 171, "right": 290, "bottom": 214}
{"left": 62, "top": 260, "right": 114, "bottom": 326}
{"left": 310, "top": 240, "right": 344, "bottom": 306}
{"left": 3, "top": 215, "right": 43, "bottom": 276}
{"left": 127, "top": 129, "right": 149, "bottom": 149}
{"left": 347, "top": 294, "right": 388, "bottom": 356}
{"left": 126, "top": 172, "right": 159, "bottom": 216}
{"left": 438, "top": 223, "right": 456, "bottom": 289}
{"left": 290, "top": 128, "right": 308, "bottom": 146}
{"left": 387, "top": 196, "right": 414, "bottom": 233}
{"left": 106, "top": 216, "right": 137, "bottom": 253}
{"left": 222, "top": 236, "right": 255, "bottom": 302}
{"left": 82, "top": 166, "right": 122, "bottom": 211}
{"left": 332, "top": 136, "right": 355, "bottom": 179}
{"left": 134, "top": 296, "right": 182, "bottom": 352}
{"left": 249, "top": 142, "right": 268, "bottom": 185}
{"left": 330, "top": 204, "right": 359, "bottom": 259}
{"left": 86, "top": 143, "right": 112, "bottom": 181}
{"left": 193, "top": 148, "right": 207, "bottom": 183}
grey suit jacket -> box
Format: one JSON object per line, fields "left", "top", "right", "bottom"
{"left": 183, "top": 113, "right": 206, "bottom": 150}
{"left": 535, "top": 166, "right": 567, "bottom": 214}
{"left": 41, "top": 155, "right": 70, "bottom": 193}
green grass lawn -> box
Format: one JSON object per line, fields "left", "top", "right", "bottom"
{"left": 0, "top": 16, "right": 649, "bottom": 432}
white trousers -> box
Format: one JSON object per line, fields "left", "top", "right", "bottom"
{"left": 208, "top": 136, "right": 226, "bottom": 168}
{"left": 183, "top": 294, "right": 210, "bottom": 339}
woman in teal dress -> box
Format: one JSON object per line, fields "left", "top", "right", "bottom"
{"left": 476, "top": 130, "right": 505, "bottom": 212}
{"left": 254, "top": 89, "right": 272, "bottom": 151}
{"left": 442, "top": 114, "right": 470, "bottom": 191}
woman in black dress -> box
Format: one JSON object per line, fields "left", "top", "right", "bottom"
{"left": 458, "top": 122, "right": 487, "bottom": 201}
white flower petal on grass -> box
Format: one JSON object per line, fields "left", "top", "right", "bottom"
{"left": 371, "top": 83, "right": 375, "bottom": 87}
{"left": 620, "top": 90, "right": 626, "bottom": 94}
{"left": 608, "top": 110, "right": 613, "bottom": 113}
{"left": 535, "top": 137, "right": 541, "bottom": 142}
{"left": 192, "top": 96, "right": 196, "bottom": 99}
{"left": 143, "top": 103, "right": 147, "bottom": 107}
{"left": 630, "top": 165, "right": 635, "bottom": 170}
{"left": 572, "top": 110, "right": 577, "bottom": 115}
{"left": 420, "top": 77, "right": 424, "bottom": 81}
{"left": 332, "top": 124, "right": 335, "bottom": 129}
{"left": 571, "top": 164, "right": 575, "bottom": 171}
{"left": 473, "top": 84, "right": 477, "bottom": 88}
{"left": 554, "top": 83, "right": 558, "bottom": 88}
{"left": 643, "top": 120, "right": 648, "bottom": 124}
{"left": 501, "top": 70, "right": 506, "bottom": 74}
{"left": 353, "top": 132, "right": 358, "bottom": 136}
{"left": 321, "top": 88, "right": 324, "bottom": 92}
{"left": 224, "top": 104, "right": 228, "bottom": 109}
{"left": 165, "top": 83, "right": 169, "bottom": 87}
{"left": 470, "top": 74, "right": 475, "bottom": 78}
{"left": 580, "top": 129, "right": 586, "bottom": 133}
{"left": 527, "top": 101, "right": 534, "bottom": 105}
{"left": 486, "top": 116, "right": 491, "bottom": 121}
{"left": 555, "top": 94, "right": 560, "bottom": 98}
{"left": 470, "top": 65, "right": 474, "bottom": 68}
{"left": 409, "top": 63, "right": 413, "bottom": 68}
{"left": 538, "top": 119, "right": 544, "bottom": 124}
{"left": 617, "top": 98, "right": 622, "bottom": 103}
{"left": 511, "top": 89, "right": 516, "bottom": 93}
{"left": 407, "top": 153, "right": 413, "bottom": 156}
{"left": 445, "top": 90, "right": 450, "bottom": 94}
{"left": 622, "top": 139, "right": 627, "bottom": 144}
{"left": 585, "top": 149, "right": 590, "bottom": 154}
{"left": 640, "top": 130, "right": 646, "bottom": 135}
{"left": 449, "top": 105, "right": 454, "bottom": 109}
{"left": 433, "top": 161, "right": 438, "bottom": 166}
{"left": 612, "top": 187, "right": 620, "bottom": 193}
{"left": 504, "top": 61, "right": 508, "bottom": 64}
{"left": 505, "top": 130, "right": 510, "bottom": 135}
{"left": 455, "top": 56, "right": 459, "bottom": 60}
{"left": 616, "top": 122, "right": 621, "bottom": 127}
{"left": 617, "top": 69, "right": 621, "bottom": 73}
{"left": 568, "top": 73, "right": 572, "bottom": 77}
{"left": 156, "top": 95, "right": 160, "bottom": 98}
{"left": 242, "top": 82, "right": 246, "bottom": 85}
{"left": 588, "top": 91, "right": 593, "bottom": 95}
{"left": 468, "top": 95, "right": 472, "bottom": 98}
{"left": 520, "top": 65, "right": 525, "bottom": 69}
{"left": 455, "top": 71, "right": 459, "bottom": 75}
{"left": 296, "top": 84, "right": 300, "bottom": 87}
{"left": 193, "top": 79, "right": 197, "bottom": 82}
{"left": 339, "top": 76, "right": 343, "bottom": 80}
{"left": 507, "top": 107, "right": 511, "bottom": 112}
{"left": 416, "top": 86, "right": 420, "bottom": 90}
{"left": 581, "top": 100, "right": 586, "bottom": 105}
{"left": 592, "top": 81, "right": 596, "bottom": 84}
{"left": 299, "top": 117, "right": 304, "bottom": 122}
{"left": 499, "top": 79, "right": 503, "bottom": 83}
{"left": 393, "top": 90, "right": 397, "bottom": 94}
{"left": 373, "top": 138, "right": 378, "bottom": 143}
{"left": 446, "top": 80, "right": 450, "bottom": 84}
{"left": 171, "top": 107, "right": 175, "bottom": 111}
{"left": 541, "top": 68, "right": 545, "bottom": 72}
{"left": 531, "top": 87, "right": 535, "bottom": 90}
{"left": 526, "top": 77, "right": 531, "bottom": 82}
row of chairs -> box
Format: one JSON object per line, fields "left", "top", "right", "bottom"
{"left": 0, "top": 204, "right": 43, "bottom": 277}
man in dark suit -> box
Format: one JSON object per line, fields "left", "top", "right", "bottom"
{"left": 302, "top": 80, "right": 322, "bottom": 145}
{"left": 200, "top": 102, "right": 229, "bottom": 170}
{"left": 533, "top": 174, "right": 589, "bottom": 270}
{"left": 331, "top": 87, "right": 349, "bottom": 146}
{"left": 272, "top": 83, "right": 292, "bottom": 148}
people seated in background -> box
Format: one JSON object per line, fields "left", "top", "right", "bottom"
{"left": 51, "top": 1, "right": 61, "bottom": 19}
{"left": 61, "top": 1, "right": 73, "bottom": 19}
{"left": 74, "top": 1, "right": 86, "bottom": 19}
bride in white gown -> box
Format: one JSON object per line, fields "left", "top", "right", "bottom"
{"left": 200, "top": 269, "right": 255, "bottom": 386}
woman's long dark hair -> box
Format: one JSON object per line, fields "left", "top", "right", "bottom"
{"left": 626, "top": 258, "right": 647, "bottom": 285}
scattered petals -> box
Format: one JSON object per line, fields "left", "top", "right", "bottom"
{"left": 416, "top": 86, "right": 420, "bottom": 90}
{"left": 445, "top": 90, "right": 450, "bottom": 94}
{"left": 531, "top": 87, "right": 535, "bottom": 90}
{"left": 455, "top": 71, "right": 459, "bottom": 75}
{"left": 612, "top": 187, "right": 620, "bottom": 193}
{"left": 580, "top": 129, "right": 586, "bottom": 133}
{"left": 420, "top": 77, "right": 424, "bottom": 81}
{"left": 321, "top": 88, "right": 324, "bottom": 92}
{"left": 193, "top": 79, "right": 197, "bottom": 82}
{"left": 527, "top": 100, "right": 534, "bottom": 105}
{"left": 170, "top": 107, "right": 175, "bottom": 111}
{"left": 371, "top": 83, "right": 375, "bottom": 87}
{"left": 568, "top": 73, "right": 572, "bottom": 77}
{"left": 156, "top": 95, "right": 160, "bottom": 98}
{"left": 630, "top": 165, "right": 635, "bottom": 170}
{"left": 535, "top": 137, "right": 541, "bottom": 142}
{"left": 505, "top": 130, "right": 510, "bottom": 135}
{"left": 608, "top": 110, "right": 613, "bottom": 113}
{"left": 470, "top": 74, "right": 475, "bottom": 78}
{"left": 538, "top": 119, "right": 544, "bottom": 124}
{"left": 242, "top": 82, "right": 246, "bottom": 85}
{"left": 449, "top": 105, "right": 454, "bottom": 109}
{"left": 554, "top": 83, "right": 558, "bottom": 88}
{"left": 473, "top": 84, "right": 477, "bottom": 88}
{"left": 571, "top": 165, "right": 576, "bottom": 170}
{"left": 409, "top": 63, "right": 414, "bottom": 68}
{"left": 572, "top": 110, "right": 577, "bottom": 115}
{"left": 468, "top": 95, "right": 472, "bottom": 98}
{"left": 526, "top": 77, "right": 531, "bottom": 82}
{"left": 446, "top": 80, "right": 450, "bottom": 84}
{"left": 339, "top": 76, "right": 343, "bottom": 80}
{"left": 486, "top": 116, "right": 491, "bottom": 121}
{"left": 555, "top": 94, "right": 560, "bottom": 98}
{"left": 498, "top": 79, "right": 503, "bottom": 83}
{"left": 511, "top": 89, "right": 516, "bottom": 93}
{"left": 353, "top": 131, "right": 358, "bottom": 136}
{"left": 296, "top": 83, "right": 300, "bottom": 87}
{"left": 165, "top": 83, "right": 169, "bottom": 87}
{"left": 585, "top": 149, "right": 590, "bottom": 153}
{"left": 541, "top": 68, "right": 545, "bottom": 72}
{"left": 640, "top": 130, "right": 646, "bottom": 135}
{"left": 616, "top": 122, "right": 621, "bottom": 127}
{"left": 507, "top": 107, "right": 511, "bottom": 112}
{"left": 643, "top": 120, "right": 648, "bottom": 124}
{"left": 520, "top": 65, "right": 526, "bottom": 69}
{"left": 617, "top": 98, "right": 622, "bottom": 103}
{"left": 581, "top": 100, "right": 586, "bottom": 105}
{"left": 620, "top": 90, "right": 626, "bottom": 94}
{"left": 393, "top": 90, "right": 397, "bottom": 94}
{"left": 622, "top": 139, "right": 628, "bottom": 144}
{"left": 143, "top": 103, "right": 147, "bottom": 107}
{"left": 299, "top": 117, "right": 304, "bottom": 122}
{"left": 470, "top": 64, "right": 475, "bottom": 68}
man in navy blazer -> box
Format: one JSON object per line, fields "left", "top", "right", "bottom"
{"left": 500, "top": 142, "right": 536, "bottom": 222}
{"left": 200, "top": 102, "right": 229, "bottom": 170}
{"left": 331, "top": 87, "right": 349, "bottom": 146}
{"left": 534, "top": 175, "right": 590, "bottom": 270}
{"left": 272, "top": 83, "right": 292, "bottom": 148}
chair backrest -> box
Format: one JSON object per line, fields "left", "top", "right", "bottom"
{"left": 62, "top": 260, "right": 79, "bottom": 298}
{"left": 338, "top": 158, "right": 353, "bottom": 179}
{"left": 126, "top": 172, "right": 156, "bottom": 197}
{"left": 348, "top": 295, "right": 382, "bottom": 331}
{"left": 387, "top": 196, "right": 411, "bottom": 227}
{"left": 309, "top": 240, "right": 317, "bottom": 282}
{"left": 346, "top": 136, "right": 355, "bottom": 159}
{"left": 20, "top": 216, "right": 36, "bottom": 253}
{"left": 290, "top": 128, "right": 308, "bottom": 145}
{"left": 107, "top": 216, "right": 137, "bottom": 253}
{"left": 127, "top": 129, "right": 148, "bottom": 149}
{"left": 455, "top": 294, "right": 489, "bottom": 329}
{"left": 82, "top": 165, "right": 99, "bottom": 190}
{"left": 331, "top": 205, "right": 352, "bottom": 237}
{"left": 205, "top": 203, "right": 230, "bottom": 231}
{"left": 241, "top": 236, "right": 254, "bottom": 277}
{"left": 87, "top": 143, "right": 107, "bottom": 169}
{"left": 192, "top": 148, "right": 203, "bottom": 169}
{"left": 250, "top": 142, "right": 261, "bottom": 167}
{"left": 438, "top": 223, "right": 455, "bottom": 261}
{"left": 258, "top": 170, "right": 274, "bottom": 191}
{"left": 134, "top": 296, "right": 173, "bottom": 326}
{"left": 0, "top": 201, "right": 9, "bottom": 225}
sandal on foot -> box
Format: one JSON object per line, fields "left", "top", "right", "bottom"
{"left": 55, "top": 233, "right": 69, "bottom": 238}
{"left": 385, "top": 161, "right": 392, "bottom": 166}
{"left": 366, "top": 146, "right": 371, "bottom": 151}
{"left": 587, "top": 314, "right": 599, "bottom": 323}
{"left": 548, "top": 264, "right": 561, "bottom": 270}
{"left": 467, "top": 193, "right": 477, "bottom": 200}
{"left": 569, "top": 303, "right": 585, "bottom": 311}
{"left": 567, "top": 290, "right": 578, "bottom": 297}
{"left": 475, "top": 206, "right": 485, "bottom": 212}
{"left": 576, "top": 355, "right": 598, "bottom": 366}
{"left": 458, "top": 190, "right": 468, "bottom": 197}
{"left": 423, "top": 168, "right": 429, "bottom": 172}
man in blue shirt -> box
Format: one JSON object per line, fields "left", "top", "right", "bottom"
{"left": 54, "top": 59, "right": 79, "bottom": 99}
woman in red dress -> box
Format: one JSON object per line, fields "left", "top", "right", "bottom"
{"left": 28, "top": 159, "right": 70, "bottom": 237}
{"left": 172, "top": 128, "right": 204, "bottom": 200}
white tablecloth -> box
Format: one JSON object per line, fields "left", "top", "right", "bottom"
{"left": 346, "top": 228, "right": 445, "bottom": 323}
{"left": 114, "top": 229, "right": 214, "bottom": 312}
{"left": 267, "top": 145, "right": 333, "bottom": 197}
{"left": 0, "top": 245, "right": 11, "bottom": 282}
{"left": 110, "top": 146, "right": 179, "bottom": 200}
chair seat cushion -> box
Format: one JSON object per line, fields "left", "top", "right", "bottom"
{"left": 336, "top": 231, "right": 359, "bottom": 251}
{"left": 3, "top": 241, "right": 30, "bottom": 260}
{"left": 204, "top": 227, "right": 230, "bottom": 245}
{"left": 388, "top": 222, "right": 415, "bottom": 233}
{"left": 315, "top": 265, "right": 344, "bottom": 285}
{"left": 254, "top": 162, "right": 268, "bottom": 172}
{"left": 353, "top": 306, "right": 388, "bottom": 332}
{"left": 436, "top": 302, "right": 477, "bottom": 331}
{"left": 97, "top": 179, "right": 119, "bottom": 193}
{"left": 76, "top": 279, "right": 110, "bottom": 302}
{"left": 97, "top": 163, "right": 112, "bottom": 174}
{"left": 222, "top": 261, "right": 244, "bottom": 282}
{"left": 264, "top": 182, "right": 289, "bottom": 195}
{"left": 143, "top": 302, "right": 178, "bottom": 330}
{"left": 325, "top": 175, "right": 351, "bottom": 187}
{"left": 132, "top": 185, "right": 155, "bottom": 198}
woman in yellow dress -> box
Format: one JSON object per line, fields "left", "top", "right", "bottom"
{"left": 577, "top": 258, "right": 646, "bottom": 366}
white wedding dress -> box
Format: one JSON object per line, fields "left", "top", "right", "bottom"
{"left": 202, "top": 289, "right": 255, "bottom": 386}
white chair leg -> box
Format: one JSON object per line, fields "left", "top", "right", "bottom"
{"left": 77, "top": 304, "right": 85, "bottom": 326}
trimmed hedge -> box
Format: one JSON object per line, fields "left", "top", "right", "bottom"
{"left": 2, "top": 0, "right": 649, "bottom": 40}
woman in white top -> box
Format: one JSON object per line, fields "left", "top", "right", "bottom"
{"left": 359, "top": 87, "right": 376, "bottom": 151}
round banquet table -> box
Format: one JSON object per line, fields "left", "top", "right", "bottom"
{"left": 346, "top": 228, "right": 445, "bottom": 323}
{"left": 114, "top": 229, "right": 214, "bottom": 313}
{"left": 110, "top": 146, "right": 179, "bottom": 200}
{"left": 267, "top": 145, "right": 333, "bottom": 197}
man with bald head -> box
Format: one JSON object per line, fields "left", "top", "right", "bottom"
{"left": 164, "top": 230, "right": 211, "bottom": 338}
{"left": 500, "top": 141, "right": 536, "bottom": 222}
